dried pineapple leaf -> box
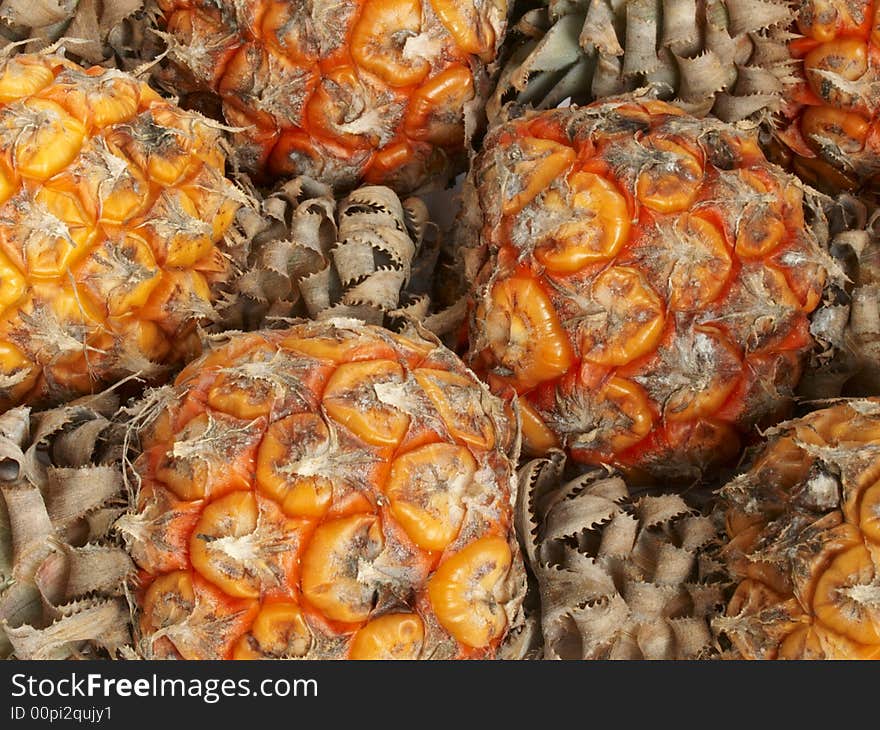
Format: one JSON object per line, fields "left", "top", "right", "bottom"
{"left": 542, "top": 488, "right": 622, "bottom": 541}
{"left": 0, "top": 0, "right": 144, "bottom": 63}
{"left": 4, "top": 598, "right": 130, "bottom": 659}
{"left": 492, "top": 0, "right": 794, "bottom": 123}
{"left": 224, "top": 177, "right": 462, "bottom": 337}
{"left": 51, "top": 416, "right": 110, "bottom": 467}
{"left": 0, "top": 0, "right": 72, "bottom": 28}
{"left": 596, "top": 510, "right": 639, "bottom": 557}
{"left": 635, "top": 493, "right": 692, "bottom": 528}
{"left": 0, "top": 395, "right": 132, "bottom": 660}
{"left": 44, "top": 466, "right": 123, "bottom": 527}
{"left": 42, "top": 544, "right": 134, "bottom": 601}
{"left": 64, "top": 0, "right": 144, "bottom": 62}
{"left": 725, "top": 0, "right": 794, "bottom": 36}
{"left": 520, "top": 452, "right": 722, "bottom": 659}
{"left": 623, "top": 0, "right": 660, "bottom": 76}
{"left": 0, "top": 485, "right": 53, "bottom": 576}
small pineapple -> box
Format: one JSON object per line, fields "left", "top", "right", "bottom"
{"left": 466, "top": 99, "right": 835, "bottom": 478}
{"left": 153, "top": 0, "right": 510, "bottom": 192}
{"left": 714, "top": 399, "right": 880, "bottom": 659}
{"left": 0, "top": 52, "right": 247, "bottom": 411}
{"left": 118, "top": 319, "right": 525, "bottom": 660}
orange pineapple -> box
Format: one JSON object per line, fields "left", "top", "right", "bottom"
{"left": 153, "top": 0, "right": 509, "bottom": 192}
{"left": 120, "top": 319, "right": 525, "bottom": 660}
{"left": 777, "top": 0, "right": 880, "bottom": 194}
{"left": 466, "top": 100, "right": 832, "bottom": 479}
{"left": 715, "top": 399, "right": 880, "bottom": 659}
{"left": 0, "top": 52, "right": 244, "bottom": 411}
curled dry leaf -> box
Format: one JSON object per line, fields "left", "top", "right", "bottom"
{"left": 799, "top": 193, "right": 880, "bottom": 398}
{"left": 0, "top": 0, "right": 150, "bottom": 66}
{"left": 489, "top": 0, "right": 797, "bottom": 124}
{"left": 0, "top": 391, "right": 133, "bottom": 659}
{"left": 517, "top": 451, "right": 725, "bottom": 659}
{"left": 219, "top": 177, "right": 467, "bottom": 339}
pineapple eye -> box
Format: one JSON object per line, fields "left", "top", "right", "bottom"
{"left": 431, "top": 0, "right": 497, "bottom": 57}
{"left": 0, "top": 99, "right": 85, "bottom": 181}
{"left": 427, "top": 536, "right": 512, "bottom": 648}
{"left": 635, "top": 137, "right": 704, "bottom": 213}
{"left": 413, "top": 368, "right": 497, "bottom": 449}
{"left": 404, "top": 65, "right": 474, "bottom": 147}
{"left": 385, "top": 443, "right": 475, "bottom": 551}
{"left": 233, "top": 602, "right": 312, "bottom": 660}
{"left": 800, "top": 106, "right": 869, "bottom": 156}
{"left": 256, "top": 413, "right": 335, "bottom": 519}
{"left": 579, "top": 266, "right": 666, "bottom": 366}
{"left": 804, "top": 39, "right": 868, "bottom": 108}
{"left": 350, "top": 0, "right": 430, "bottom": 87}
{"left": 322, "top": 359, "right": 411, "bottom": 447}
{"left": 349, "top": 613, "right": 425, "bottom": 659}
{"left": 300, "top": 514, "right": 384, "bottom": 624}
{"left": 481, "top": 275, "right": 573, "bottom": 392}
{"left": 501, "top": 137, "right": 576, "bottom": 215}
{"left": 533, "top": 172, "right": 631, "bottom": 272}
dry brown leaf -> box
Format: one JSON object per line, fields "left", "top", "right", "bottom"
{"left": 519, "top": 451, "right": 725, "bottom": 659}
{"left": 0, "top": 397, "right": 132, "bottom": 659}
{"left": 490, "top": 0, "right": 796, "bottom": 124}
{"left": 217, "top": 177, "right": 465, "bottom": 340}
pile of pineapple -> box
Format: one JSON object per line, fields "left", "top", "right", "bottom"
{"left": 0, "top": 0, "right": 878, "bottom": 661}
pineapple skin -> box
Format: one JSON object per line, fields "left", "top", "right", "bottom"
{"left": 776, "top": 0, "right": 880, "bottom": 196}
{"left": 0, "top": 53, "right": 244, "bottom": 411}
{"left": 715, "top": 399, "right": 880, "bottom": 659}
{"left": 155, "top": 0, "right": 510, "bottom": 193}
{"left": 121, "top": 319, "right": 525, "bottom": 660}
{"left": 466, "top": 99, "right": 831, "bottom": 479}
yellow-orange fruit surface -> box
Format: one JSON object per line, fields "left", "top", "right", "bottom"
{"left": 780, "top": 0, "right": 880, "bottom": 194}
{"left": 467, "top": 100, "right": 829, "bottom": 478}
{"left": 0, "top": 53, "right": 241, "bottom": 410}
{"left": 716, "top": 399, "right": 880, "bottom": 659}
{"left": 156, "top": 0, "right": 509, "bottom": 191}
{"left": 127, "top": 319, "right": 524, "bottom": 659}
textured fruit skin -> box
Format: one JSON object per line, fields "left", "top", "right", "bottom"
{"left": 125, "top": 320, "right": 523, "bottom": 660}
{"left": 715, "top": 400, "right": 880, "bottom": 660}
{"left": 777, "top": 0, "right": 880, "bottom": 194}
{"left": 0, "top": 53, "right": 242, "bottom": 411}
{"left": 156, "top": 0, "right": 509, "bottom": 192}
{"left": 466, "top": 100, "right": 829, "bottom": 479}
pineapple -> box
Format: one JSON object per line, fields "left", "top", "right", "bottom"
{"left": 773, "top": 0, "right": 880, "bottom": 195}
{"left": 714, "top": 399, "right": 880, "bottom": 659}
{"left": 0, "top": 391, "right": 133, "bottom": 659}
{"left": 489, "top": 0, "right": 796, "bottom": 124}
{"left": 465, "top": 99, "right": 835, "bottom": 479}
{"left": 518, "top": 451, "right": 724, "bottom": 659}
{"left": 0, "top": 52, "right": 246, "bottom": 411}
{"left": 118, "top": 319, "right": 525, "bottom": 660}
{"left": 152, "top": 0, "right": 510, "bottom": 192}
